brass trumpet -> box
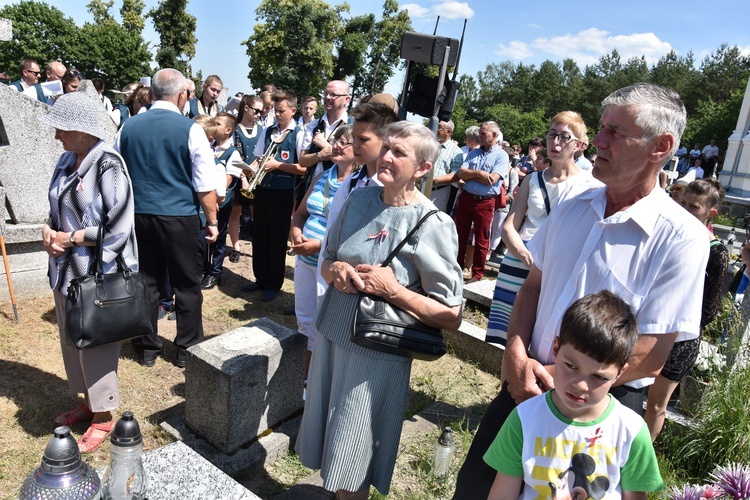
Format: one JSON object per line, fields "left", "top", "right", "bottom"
{"left": 241, "top": 129, "right": 291, "bottom": 199}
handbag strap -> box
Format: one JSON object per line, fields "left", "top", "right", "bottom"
{"left": 537, "top": 170, "right": 551, "bottom": 215}
{"left": 381, "top": 209, "right": 439, "bottom": 267}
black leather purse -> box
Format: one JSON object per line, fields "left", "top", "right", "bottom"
{"left": 351, "top": 210, "right": 447, "bottom": 361}
{"left": 65, "top": 226, "right": 153, "bottom": 349}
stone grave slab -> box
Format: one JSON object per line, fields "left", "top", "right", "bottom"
{"left": 184, "top": 317, "right": 307, "bottom": 454}
{"left": 463, "top": 278, "right": 495, "bottom": 308}
{"left": 98, "top": 440, "right": 259, "bottom": 499}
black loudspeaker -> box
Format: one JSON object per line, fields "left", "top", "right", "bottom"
{"left": 405, "top": 74, "right": 461, "bottom": 120}
{"left": 400, "top": 32, "right": 459, "bottom": 66}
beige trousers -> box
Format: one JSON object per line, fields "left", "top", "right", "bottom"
{"left": 54, "top": 289, "right": 121, "bottom": 412}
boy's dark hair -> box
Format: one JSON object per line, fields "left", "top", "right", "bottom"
{"left": 91, "top": 77, "right": 105, "bottom": 92}
{"left": 215, "top": 111, "right": 237, "bottom": 129}
{"left": 272, "top": 89, "right": 297, "bottom": 108}
{"left": 527, "top": 137, "right": 545, "bottom": 148}
{"left": 349, "top": 102, "right": 398, "bottom": 139}
{"left": 558, "top": 291, "right": 638, "bottom": 368}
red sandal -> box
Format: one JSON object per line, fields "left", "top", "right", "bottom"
{"left": 54, "top": 403, "right": 94, "bottom": 426}
{"left": 77, "top": 420, "right": 115, "bottom": 453}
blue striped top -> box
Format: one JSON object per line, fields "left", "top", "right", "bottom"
{"left": 298, "top": 166, "right": 343, "bottom": 266}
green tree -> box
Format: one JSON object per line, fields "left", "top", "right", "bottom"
{"left": 355, "top": 0, "right": 411, "bottom": 100}
{"left": 649, "top": 50, "right": 701, "bottom": 114}
{"left": 484, "top": 103, "right": 547, "bottom": 146}
{"left": 148, "top": 0, "right": 197, "bottom": 76}
{"left": 243, "top": 0, "right": 342, "bottom": 98}
{"left": 79, "top": 0, "right": 152, "bottom": 89}
{"left": 0, "top": 1, "right": 83, "bottom": 79}
{"left": 698, "top": 44, "right": 750, "bottom": 104}
{"left": 120, "top": 0, "right": 146, "bottom": 33}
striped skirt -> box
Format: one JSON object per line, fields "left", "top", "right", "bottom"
{"left": 486, "top": 252, "right": 530, "bottom": 346}
{"left": 295, "top": 331, "right": 412, "bottom": 494}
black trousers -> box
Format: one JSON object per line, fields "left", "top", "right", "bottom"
{"left": 251, "top": 187, "right": 294, "bottom": 291}
{"left": 452, "top": 381, "right": 644, "bottom": 499}
{"left": 133, "top": 214, "right": 205, "bottom": 354}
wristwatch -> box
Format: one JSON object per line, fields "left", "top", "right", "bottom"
{"left": 69, "top": 232, "right": 77, "bottom": 246}
{"left": 206, "top": 221, "right": 218, "bottom": 227}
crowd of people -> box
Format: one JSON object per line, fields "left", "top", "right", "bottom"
{"left": 8, "top": 55, "right": 729, "bottom": 497}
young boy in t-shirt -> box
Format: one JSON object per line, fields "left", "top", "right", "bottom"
{"left": 484, "top": 290, "right": 663, "bottom": 499}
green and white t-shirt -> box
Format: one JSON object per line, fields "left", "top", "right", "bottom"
{"left": 483, "top": 391, "right": 663, "bottom": 498}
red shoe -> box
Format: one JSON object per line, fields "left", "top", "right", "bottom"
{"left": 77, "top": 420, "right": 115, "bottom": 453}
{"left": 54, "top": 403, "right": 94, "bottom": 426}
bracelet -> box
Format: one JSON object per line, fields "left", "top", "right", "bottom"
{"left": 315, "top": 152, "right": 321, "bottom": 161}
{"left": 206, "top": 221, "right": 218, "bottom": 227}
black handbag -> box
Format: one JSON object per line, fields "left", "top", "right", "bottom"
{"left": 351, "top": 210, "right": 447, "bottom": 361}
{"left": 65, "top": 226, "right": 153, "bottom": 349}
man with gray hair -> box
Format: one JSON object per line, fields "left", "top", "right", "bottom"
{"left": 429, "top": 119, "right": 464, "bottom": 213}
{"left": 115, "top": 68, "right": 219, "bottom": 368}
{"left": 454, "top": 121, "right": 509, "bottom": 282}
{"left": 454, "top": 82, "right": 709, "bottom": 499}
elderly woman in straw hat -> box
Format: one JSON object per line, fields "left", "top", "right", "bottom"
{"left": 40, "top": 92, "right": 138, "bottom": 452}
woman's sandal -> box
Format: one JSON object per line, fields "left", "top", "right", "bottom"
{"left": 54, "top": 403, "right": 94, "bottom": 426}
{"left": 77, "top": 420, "right": 115, "bottom": 453}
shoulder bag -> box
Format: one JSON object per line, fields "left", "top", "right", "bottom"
{"left": 351, "top": 209, "right": 447, "bottom": 361}
{"left": 65, "top": 226, "right": 153, "bottom": 349}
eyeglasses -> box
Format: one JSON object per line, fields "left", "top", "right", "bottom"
{"left": 545, "top": 131, "right": 579, "bottom": 144}
{"left": 324, "top": 92, "right": 349, "bottom": 99}
{"left": 187, "top": 89, "right": 195, "bottom": 96}
{"left": 25, "top": 69, "right": 41, "bottom": 76}
{"left": 332, "top": 138, "right": 353, "bottom": 148}
{"left": 251, "top": 108, "right": 263, "bottom": 114}
{"left": 68, "top": 70, "right": 84, "bottom": 79}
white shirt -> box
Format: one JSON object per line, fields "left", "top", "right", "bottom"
{"left": 575, "top": 155, "right": 593, "bottom": 171}
{"left": 214, "top": 138, "right": 243, "bottom": 198}
{"left": 300, "top": 112, "right": 349, "bottom": 173}
{"left": 114, "top": 100, "right": 218, "bottom": 194}
{"left": 526, "top": 183, "right": 709, "bottom": 388}
{"left": 252, "top": 120, "right": 302, "bottom": 160}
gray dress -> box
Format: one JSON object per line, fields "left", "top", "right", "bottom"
{"left": 295, "top": 187, "right": 463, "bottom": 494}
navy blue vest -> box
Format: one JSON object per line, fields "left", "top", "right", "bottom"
{"left": 234, "top": 124, "right": 261, "bottom": 163}
{"left": 259, "top": 125, "right": 300, "bottom": 190}
{"left": 119, "top": 109, "right": 199, "bottom": 216}
{"left": 9, "top": 80, "right": 23, "bottom": 91}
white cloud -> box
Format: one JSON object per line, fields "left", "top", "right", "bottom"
{"left": 738, "top": 45, "right": 750, "bottom": 57}
{"left": 495, "top": 41, "right": 533, "bottom": 59}
{"left": 496, "top": 27, "right": 674, "bottom": 67}
{"left": 402, "top": 1, "right": 475, "bottom": 20}
{"left": 402, "top": 3, "right": 431, "bottom": 18}
{"left": 433, "top": 1, "right": 475, "bottom": 19}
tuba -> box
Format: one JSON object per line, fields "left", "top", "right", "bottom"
{"left": 241, "top": 129, "right": 291, "bottom": 199}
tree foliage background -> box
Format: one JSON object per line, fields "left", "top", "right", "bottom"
{"left": 0, "top": 0, "right": 152, "bottom": 91}
{"left": 452, "top": 44, "right": 750, "bottom": 155}
{"left": 243, "top": 0, "right": 411, "bottom": 105}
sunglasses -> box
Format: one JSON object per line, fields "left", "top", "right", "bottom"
{"left": 68, "top": 70, "right": 84, "bottom": 79}
{"left": 25, "top": 69, "right": 41, "bottom": 76}
{"left": 251, "top": 108, "right": 263, "bottom": 114}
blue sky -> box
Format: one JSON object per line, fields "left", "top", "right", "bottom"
{"left": 2, "top": 0, "right": 750, "bottom": 97}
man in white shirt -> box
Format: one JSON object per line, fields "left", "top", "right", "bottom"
{"left": 454, "top": 82, "right": 709, "bottom": 499}
{"left": 701, "top": 138, "right": 720, "bottom": 178}
{"left": 429, "top": 119, "right": 464, "bottom": 213}
{"left": 299, "top": 80, "right": 351, "bottom": 177}
{"left": 297, "top": 96, "right": 318, "bottom": 128}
